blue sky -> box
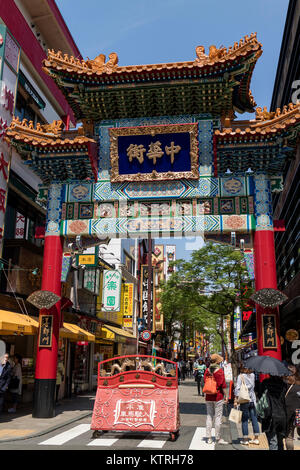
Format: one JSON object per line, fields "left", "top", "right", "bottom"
{"left": 56, "top": 0, "right": 288, "bottom": 260}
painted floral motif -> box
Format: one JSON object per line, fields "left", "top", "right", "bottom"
{"left": 69, "top": 220, "right": 88, "bottom": 234}
{"left": 224, "top": 215, "right": 245, "bottom": 229}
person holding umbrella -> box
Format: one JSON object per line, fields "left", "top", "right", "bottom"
{"left": 244, "top": 355, "right": 290, "bottom": 451}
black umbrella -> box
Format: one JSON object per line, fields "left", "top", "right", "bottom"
{"left": 244, "top": 355, "right": 292, "bottom": 377}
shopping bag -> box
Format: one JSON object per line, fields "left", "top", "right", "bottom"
{"left": 229, "top": 407, "right": 242, "bottom": 424}
{"left": 237, "top": 376, "right": 250, "bottom": 404}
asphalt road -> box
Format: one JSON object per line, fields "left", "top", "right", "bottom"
{"left": 0, "top": 379, "right": 234, "bottom": 452}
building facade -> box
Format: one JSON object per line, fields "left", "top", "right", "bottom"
{"left": 0, "top": 0, "right": 83, "bottom": 404}
{"left": 270, "top": 0, "right": 300, "bottom": 362}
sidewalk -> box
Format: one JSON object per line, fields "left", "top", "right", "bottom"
{"left": 0, "top": 393, "right": 95, "bottom": 442}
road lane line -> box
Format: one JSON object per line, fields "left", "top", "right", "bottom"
{"left": 137, "top": 439, "right": 167, "bottom": 448}
{"left": 87, "top": 438, "right": 118, "bottom": 446}
{"left": 189, "top": 426, "right": 215, "bottom": 450}
{"left": 39, "top": 424, "right": 91, "bottom": 446}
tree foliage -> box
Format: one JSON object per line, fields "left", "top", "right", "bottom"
{"left": 160, "top": 242, "right": 253, "bottom": 373}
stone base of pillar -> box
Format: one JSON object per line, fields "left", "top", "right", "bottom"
{"left": 32, "top": 378, "right": 56, "bottom": 418}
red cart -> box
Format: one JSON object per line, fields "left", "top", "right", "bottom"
{"left": 91, "top": 355, "right": 180, "bottom": 441}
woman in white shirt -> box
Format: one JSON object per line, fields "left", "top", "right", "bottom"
{"left": 8, "top": 354, "right": 22, "bottom": 413}
{"left": 234, "top": 366, "right": 260, "bottom": 445}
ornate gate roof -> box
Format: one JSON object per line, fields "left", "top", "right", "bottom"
{"left": 42, "top": 34, "right": 262, "bottom": 120}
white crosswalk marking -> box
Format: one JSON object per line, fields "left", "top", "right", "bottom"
{"left": 137, "top": 439, "right": 167, "bottom": 448}
{"left": 87, "top": 438, "right": 119, "bottom": 447}
{"left": 38, "top": 423, "right": 221, "bottom": 450}
{"left": 39, "top": 423, "right": 91, "bottom": 446}
{"left": 189, "top": 427, "right": 215, "bottom": 450}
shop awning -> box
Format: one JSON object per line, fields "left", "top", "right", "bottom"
{"left": 0, "top": 310, "right": 39, "bottom": 335}
{"left": 60, "top": 322, "right": 95, "bottom": 342}
{"left": 103, "top": 324, "right": 136, "bottom": 340}
{"left": 235, "top": 339, "right": 257, "bottom": 351}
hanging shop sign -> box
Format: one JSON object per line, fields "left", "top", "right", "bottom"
{"left": 102, "top": 269, "right": 122, "bottom": 312}
{"left": 0, "top": 25, "right": 20, "bottom": 258}
{"left": 76, "top": 246, "right": 99, "bottom": 267}
{"left": 38, "top": 315, "right": 53, "bottom": 348}
{"left": 140, "top": 265, "right": 155, "bottom": 331}
{"left": 123, "top": 283, "right": 134, "bottom": 328}
{"left": 262, "top": 314, "right": 278, "bottom": 350}
{"left": 165, "top": 245, "right": 176, "bottom": 280}
{"left": 109, "top": 123, "right": 199, "bottom": 183}
{"left": 18, "top": 70, "right": 45, "bottom": 109}
{"left": 61, "top": 253, "right": 72, "bottom": 282}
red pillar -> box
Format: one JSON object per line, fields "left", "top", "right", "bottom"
{"left": 254, "top": 229, "right": 281, "bottom": 360}
{"left": 33, "top": 234, "right": 63, "bottom": 418}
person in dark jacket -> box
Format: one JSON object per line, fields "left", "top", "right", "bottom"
{"left": 0, "top": 353, "right": 12, "bottom": 412}
{"left": 285, "top": 365, "right": 300, "bottom": 451}
{"left": 260, "top": 375, "right": 287, "bottom": 450}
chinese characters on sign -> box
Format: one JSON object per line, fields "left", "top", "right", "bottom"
{"left": 114, "top": 399, "right": 156, "bottom": 428}
{"left": 127, "top": 141, "right": 181, "bottom": 165}
{"left": 140, "top": 265, "right": 155, "bottom": 330}
{"left": 123, "top": 283, "right": 134, "bottom": 328}
{"left": 38, "top": 315, "right": 53, "bottom": 348}
{"left": 109, "top": 123, "right": 199, "bottom": 182}
{"left": 0, "top": 26, "right": 20, "bottom": 257}
{"left": 262, "top": 314, "right": 278, "bottom": 350}
{"left": 102, "top": 270, "right": 122, "bottom": 312}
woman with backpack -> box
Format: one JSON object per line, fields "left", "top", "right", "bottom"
{"left": 285, "top": 364, "right": 300, "bottom": 450}
{"left": 203, "top": 353, "right": 228, "bottom": 445}
{"left": 234, "top": 365, "right": 260, "bottom": 445}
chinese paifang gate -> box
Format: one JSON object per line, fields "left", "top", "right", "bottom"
{"left": 6, "top": 33, "right": 300, "bottom": 417}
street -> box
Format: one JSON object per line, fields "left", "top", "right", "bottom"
{"left": 0, "top": 379, "right": 233, "bottom": 451}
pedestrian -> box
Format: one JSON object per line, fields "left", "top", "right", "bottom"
{"left": 56, "top": 353, "right": 65, "bottom": 405}
{"left": 0, "top": 353, "right": 12, "bottom": 413}
{"left": 8, "top": 354, "right": 22, "bottom": 413}
{"left": 285, "top": 364, "right": 300, "bottom": 451}
{"left": 259, "top": 375, "right": 287, "bottom": 450}
{"left": 180, "top": 359, "right": 186, "bottom": 381}
{"left": 203, "top": 353, "right": 229, "bottom": 445}
{"left": 194, "top": 359, "right": 206, "bottom": 396}
{"left": 234, "top": 365, "right": 260, "bottom": 445}
{"left": 189, "top": 359, "right": 193, "bottom": 378}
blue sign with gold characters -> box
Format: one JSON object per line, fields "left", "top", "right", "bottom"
{"left": 109, "top": 123, "right": 199, "bottom": 182}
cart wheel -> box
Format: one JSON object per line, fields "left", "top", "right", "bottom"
{"left": 92, "top": 430, "right": 102, "bottom": 439}
{"left": 170, "top": 431, "right": 179, "bottom": 442}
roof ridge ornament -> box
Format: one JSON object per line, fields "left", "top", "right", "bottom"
{"left": 194, "top": 32, "right": 261, "bottom": 66}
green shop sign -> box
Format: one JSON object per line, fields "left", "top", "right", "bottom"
{"left": 102, "top": 269, "right": 122, "bottom": 312}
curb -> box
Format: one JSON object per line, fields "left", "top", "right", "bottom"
{"left": 0, "top": 411, "right": 93, "bottom": 443}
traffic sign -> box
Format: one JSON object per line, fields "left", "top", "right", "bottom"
{"left": 141, "top": 330, "right": 151, "bottom": 342}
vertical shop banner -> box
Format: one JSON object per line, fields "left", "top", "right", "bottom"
{"left": 140, "top": 265, "right": 155, "bottom": 331}
{"left": 14, "top": 212, "right": 25, "bottom": 238}
{"left": 234, "top": 306, "right": 242, "bottom": 347}
{"left": 102, "top": 270, "right": 122, "bottom": 312}
{"left": 123, "top": 283, "right": 134, "bottom": 328}
{"left": 0, "top": 26, "right": 20, "bottom": 257}
{"left": 153, "top": 245, "right": 164, "bottom": 331}
{"left": 165, "top": 245, "right": 176, "bottom": 280}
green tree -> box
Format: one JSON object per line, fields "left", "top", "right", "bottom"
{"left": 160, "top": 242, "right": 252, "bottom": 377}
